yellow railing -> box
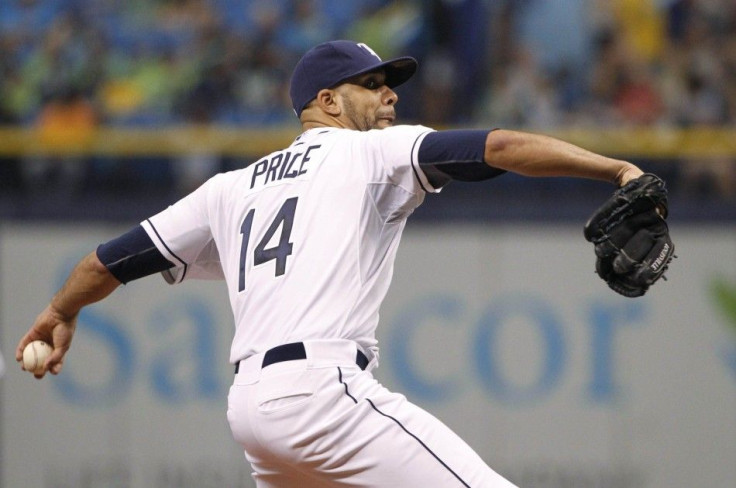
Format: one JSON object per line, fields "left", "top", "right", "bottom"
{"left": 0, "top": 126, "right": 734, "bottom": 158}
{"left": 0, "top": 126, "right": 300, "bottom": 158}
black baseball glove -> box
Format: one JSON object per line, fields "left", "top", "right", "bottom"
{"left": 584, "top": 173, "right": 675, "bottom": 297}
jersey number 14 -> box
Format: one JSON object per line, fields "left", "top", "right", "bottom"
{"left": 238, "top": 197, "right": 298, "bottom": 292}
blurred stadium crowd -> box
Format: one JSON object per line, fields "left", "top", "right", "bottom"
{"left": 0, "top": 0, "right": 735, "bottom": 216}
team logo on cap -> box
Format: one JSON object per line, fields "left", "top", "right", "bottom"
{"left": 357, "top": 43, "right": 382, "bottom": 61}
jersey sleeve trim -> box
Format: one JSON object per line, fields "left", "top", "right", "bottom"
{"left": 409, "top": 129, "right": 439, "bottom": 193}
{"left": 417, "top": 129, "right": 506, "bottom": 183}
{"left": 96, "top": 225, "right": 175, "bottom": 284}
{"left": 141, "top": 218, "right": 189, "bottom": 283}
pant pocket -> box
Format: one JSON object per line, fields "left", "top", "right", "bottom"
{"left": 258, "top": 392, "right": 313, "bottom": 413}
{"left": 256, "top": 369, "right": 316, "bottom": 414}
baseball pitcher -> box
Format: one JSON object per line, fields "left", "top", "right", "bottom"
{"left": 16, "top": 41, "right": 674, "bottom": 487}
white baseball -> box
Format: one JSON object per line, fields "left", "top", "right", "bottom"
{"left": 22, "top": 340, "right": 53, "bottom": 375}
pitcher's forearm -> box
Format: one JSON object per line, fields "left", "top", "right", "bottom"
{"left": 484, "top": 130, "right": 643, "bottom": 186}
{"left": 50, "top": 252, "right": 121, "bottom": 319}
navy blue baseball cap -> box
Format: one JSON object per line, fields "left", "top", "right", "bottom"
{"left": 289, "top": 40, "right": 418, "bottom": 117}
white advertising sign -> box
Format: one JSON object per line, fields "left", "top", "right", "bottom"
{"left": 1, "top": 223, "right": 735, "bottom": 488}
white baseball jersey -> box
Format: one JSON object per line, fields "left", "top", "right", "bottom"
{"left": 141, "top": 125, "right": 440, "bottom": 363}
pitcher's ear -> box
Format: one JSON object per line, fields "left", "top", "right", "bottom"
{"left": 315, "top": 88, "right": 341, "bottom": 116}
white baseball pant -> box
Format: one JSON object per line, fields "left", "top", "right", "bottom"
{"left": 227, "top": 339, "right": 517, "bottom": 487}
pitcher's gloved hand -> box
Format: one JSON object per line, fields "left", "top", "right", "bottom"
{"left": 584, "top": 173, "right": 675, "bottom": 297}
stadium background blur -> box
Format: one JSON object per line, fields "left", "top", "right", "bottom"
{"left": 1, "top": 1, "right": 736, "bottom": 488}
{"left": 0, "top": 0, "right": 735, "bottom": 220}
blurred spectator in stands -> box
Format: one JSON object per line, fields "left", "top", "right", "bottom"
{"left": 513, "top": 0, "right": 592, "bottom": 116}
{"left": 668, "top": 3, "right": 729, "bottom": 126}
{"left": 583, "top": 29, "right": 623, "bottom": 125}
{"left": 666, "top": 0, "right": 694, "bottom": 44}
{"left": 611, "top": 0, "right": 667, "bottom": 63}
{"left": 613, "top": 57, "right": 665, "bottom": 125}
{"left": 15, "top": 10, "right": 99, "bottom": 122}
{"left": 476, "top": 45, "right": 562, "bottom": 129}
{"left": 586, "top": 23, "right": 665, "bottom": 127}
{"left": 275, "top": 0, "right": 336, "bottom": 54}
{"left": 676, "top": 67, "right": 728, "bottom": 126}
{"left": 415, "top": 0, "right": 489, "bottom": 124}
{"left": 722, "top": 36, "right": 736, "bottom": 123}
{"left": 605, "top": 0, "right": 666, "bottom": 126}
{"left": 23, "top": 86, "right": 97, "bottom": 196}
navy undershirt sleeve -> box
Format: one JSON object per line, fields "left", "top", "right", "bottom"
{"left": 417, "top": 130, "right": 506, "bottom": 184}
{"left": 96, "top": 225, "right": 174, "bottom": 284}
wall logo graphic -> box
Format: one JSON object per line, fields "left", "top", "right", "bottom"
{"left": 710, "top": 276, "right": 736, "bottom": 381}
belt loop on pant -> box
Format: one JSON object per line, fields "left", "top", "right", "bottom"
{"left": 234, "top": 341, "right": 369, "bottom": 374}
